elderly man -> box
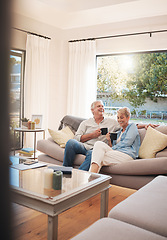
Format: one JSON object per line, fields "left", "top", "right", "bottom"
{"left": 63, "top": 100, "right": 157, "bottom": 171}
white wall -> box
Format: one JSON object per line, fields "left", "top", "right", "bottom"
{"left": 11, "top": 13, "right": 167, "bottom": 129}
{"left": 11, "top": 14, "right": 69, "bottom": 130}
{"left": 64, "top": 15, "right": 167, "bottom": 54}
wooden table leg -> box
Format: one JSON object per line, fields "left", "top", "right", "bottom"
{"left": 100, "top": 187, "right": 109, "bottom": 218}
{"left": 48, "top": 215, "right": 58, "bottom": 240}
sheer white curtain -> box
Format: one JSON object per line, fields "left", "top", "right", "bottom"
{"left": 24, "top": 34, "right": 50, "bottom": 147}
{"left": 67, "top": 40, "right": 96, "bottom": 118}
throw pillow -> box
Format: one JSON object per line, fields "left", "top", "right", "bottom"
{"left": 48, "top": 126, "right": 74, "bottom": 148}
{"left": 138, "top": 126, "right": 167, "bottom": 159}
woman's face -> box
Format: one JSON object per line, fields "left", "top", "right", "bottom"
{"left": 117, "top": 112, "right": 130, "bottom": 129}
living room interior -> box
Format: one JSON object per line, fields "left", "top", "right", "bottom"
{"left": 7, "top": 0, "right": 167, "bottom": 239}
{"left": 11, "top": 0, "right": 167, "bottom": 132}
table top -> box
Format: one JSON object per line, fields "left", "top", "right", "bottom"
{"left": 14, "top": 128, "right": 45, "bottom": 132}
{"left": 10, "top": 156, "right": 111, "bottom": 204}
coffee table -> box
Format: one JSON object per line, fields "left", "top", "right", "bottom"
{"left": 10, "top": 157, "right": 111, "bottom": 240}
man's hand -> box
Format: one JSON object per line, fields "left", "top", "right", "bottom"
{"left": 145, "top": 124, "right": 159, "bottom": 130}
{"left": 137, "top": 123, "right": 159, "bottom": 129}
{"left": 80, "top": 128, "right": 101, "bottom": 142}
{"left": 91, "top": 129, "right": 101, "bottom": 138}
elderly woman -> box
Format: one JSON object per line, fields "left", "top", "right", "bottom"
{"left": 89, "top": 107, "right": 140, "bottom": 173}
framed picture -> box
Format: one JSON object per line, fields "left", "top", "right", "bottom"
{"left": 31, "top": 115, "right": 43, "bottom": 129}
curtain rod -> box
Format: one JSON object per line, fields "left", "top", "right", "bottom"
{"left": 68, "top": 29, "right": 167, "bottom": 42}
{"left": 13, "top": 27, "right": 51, "bottom": 40}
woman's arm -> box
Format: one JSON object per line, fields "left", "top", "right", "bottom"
{"left": 112, "top": 123, "right": 138, "bottom": 150}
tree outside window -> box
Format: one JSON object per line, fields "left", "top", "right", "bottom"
{"left": 97, "top": 52, "right": 167, "bottom": 124}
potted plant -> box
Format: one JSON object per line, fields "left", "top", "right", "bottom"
{"left": 21, "top": 117, "right": 29, "bottom": 128}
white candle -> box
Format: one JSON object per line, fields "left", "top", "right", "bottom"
{"left": 44, "top": 168, "right": 53, "bottom": 189}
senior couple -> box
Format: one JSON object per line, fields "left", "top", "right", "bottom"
{"left": 63, "top": 100, "right": 157, "bottom": 173}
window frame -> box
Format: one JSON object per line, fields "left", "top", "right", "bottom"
{"left": 10, "top": 49, "right": 26, "bottom": 149}
{"left": 96, "top": 49, "right": 167, "bottom": 121}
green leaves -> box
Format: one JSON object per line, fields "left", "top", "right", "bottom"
{"left": 21, "top": 118, "right": 29, "bottom": 122}
{"left": 97, "top": 52, "right": 167, "bottom": 108}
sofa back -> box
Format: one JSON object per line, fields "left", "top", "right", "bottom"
{"left": 138, "top": 125, "right": 167, "bottom": 157}
{"left": 138, "top": 125, "right": 167, "bottom": 143}
{"left": 59, "top": 115, "right": 167, "bottom": 158}
{"left": 58, "top": 115, "right": 85, "bottom": 133}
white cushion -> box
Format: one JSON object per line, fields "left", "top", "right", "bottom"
{"left": 139, "top": 126, "right": 167, "bottom": 159}
{"left": 48, "top": 126, "right": 74, "bottom": 148}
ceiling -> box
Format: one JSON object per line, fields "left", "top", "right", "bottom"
{"left": 12, "top": 0, "right": 167, "bottom": 30}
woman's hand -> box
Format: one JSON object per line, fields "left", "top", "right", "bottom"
{"left": 106, "top": 132, "right": 112, "bottom": 147}
{"left": 106, "top": 132, "right": 110, "bottom": 141}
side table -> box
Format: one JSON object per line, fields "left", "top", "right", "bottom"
{"left": 14, "top": 128, "right": 45, "bottom": 159}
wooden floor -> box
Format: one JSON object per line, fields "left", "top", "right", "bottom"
{"left": 12, "top": 185, "right": 136, "bottom": 240}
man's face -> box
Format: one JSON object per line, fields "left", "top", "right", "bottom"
{"left": 92, "top": 101, "right": 104, "bottom": 117}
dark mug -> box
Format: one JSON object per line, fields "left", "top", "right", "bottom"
{"left": 110, "top": 132, "right": 117, "bottom": 141}
{"left": 101, "top": 128, "right": 108, "bottom": 135}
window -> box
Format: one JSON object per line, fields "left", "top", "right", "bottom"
{"left": 97, "top": 51, "right": 167, "bottom": 125}
{"left": 10, "top": 50, "right": 25, "bottom": 149}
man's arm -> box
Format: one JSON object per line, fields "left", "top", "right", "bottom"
{"left": 75, "top": 120, "right": 101, "bottom": 143}
{"left": 80, "top": 129, "right": 101, "bottom": 143}
{"left": 136, "top": 123, "right": 159, "bottom": 129}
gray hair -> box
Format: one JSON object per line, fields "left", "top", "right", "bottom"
{"left": 117, "top": 107, "right": 131, "bottom": 118}
{"left": 91, "top": 100, "right": 103, "bottom": 110}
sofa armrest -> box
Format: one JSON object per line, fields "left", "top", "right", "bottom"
{"left": 37, "top": 139, "right": 64, "bottom": 162}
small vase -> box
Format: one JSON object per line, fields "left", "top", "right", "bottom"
{"left": 21, "top": 121, "right": 28, "bottom": 128}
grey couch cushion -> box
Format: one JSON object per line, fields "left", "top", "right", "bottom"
{"left": 156, "top": 148, "right": 167, "bottom": 157}
{"left": 109, "top": 174, "right": 156, "bottom": 190}
{"left": 108, "top": 175, "right": 167, "bottom": 237}
{"left": 72, "top": 218, "right": 166, "bottom": 240}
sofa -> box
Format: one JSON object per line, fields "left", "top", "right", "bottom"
{"left": 71, "top": 175, "right": 167, "bottom": 240}
{"left": 37, "top": 115, "right": 167, "bottom": 190}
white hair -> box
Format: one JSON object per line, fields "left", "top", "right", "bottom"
{"left": 117, "top": 107, "right": 131, "bottom": 118}
{"left": 91, "top": 100, "right": 103, "bottom": 110}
